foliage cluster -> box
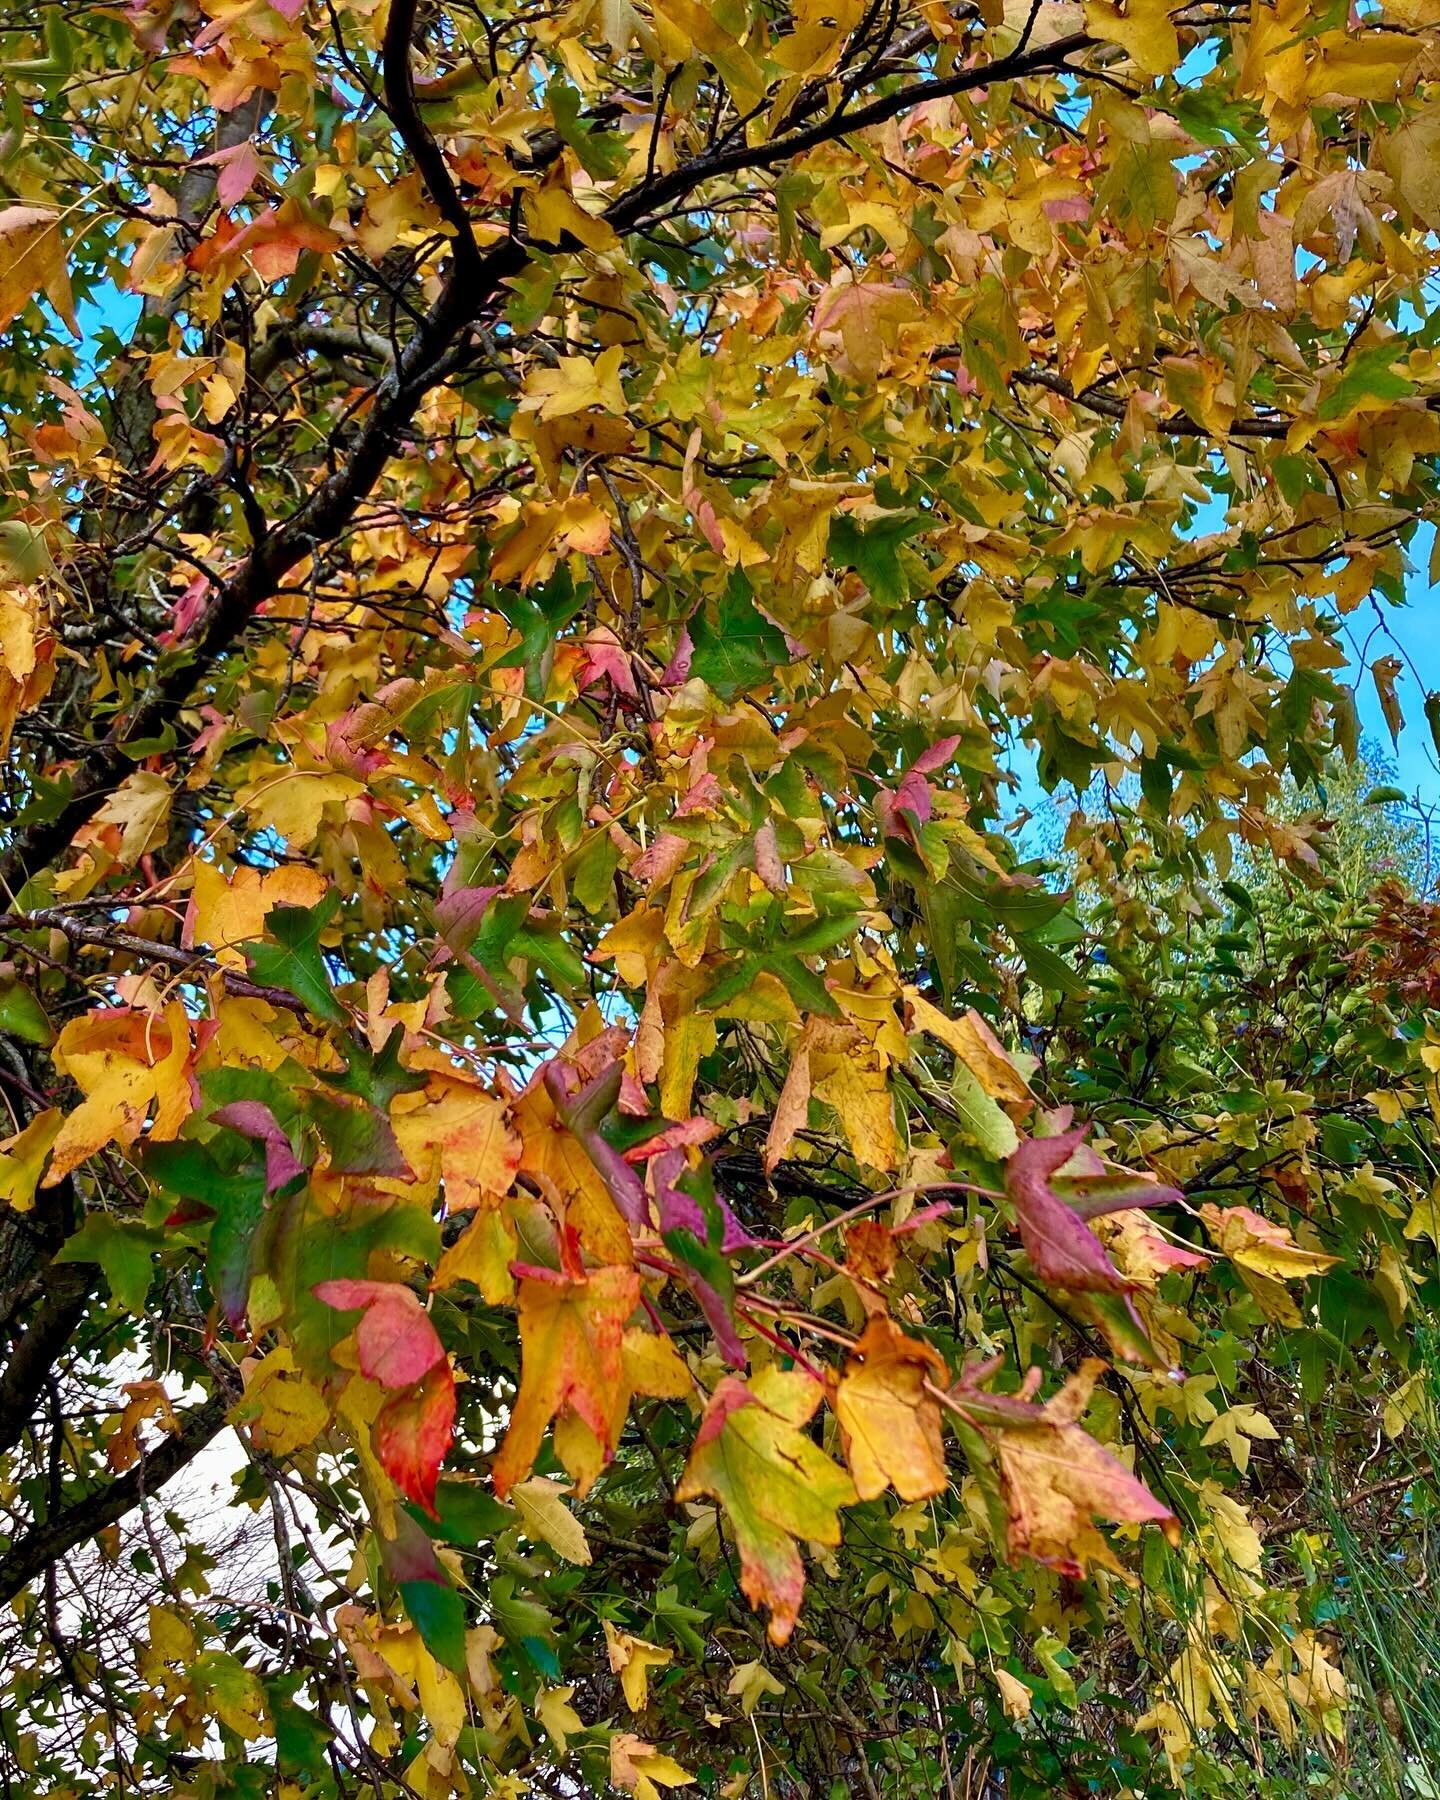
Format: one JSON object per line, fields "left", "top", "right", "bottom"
{"left": 4, "top": 0, "right": 1440, "bottom": 1794}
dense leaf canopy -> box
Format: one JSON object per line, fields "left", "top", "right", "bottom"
{"left": 3, "top": 0, "right": 1440, "bottom": 1793}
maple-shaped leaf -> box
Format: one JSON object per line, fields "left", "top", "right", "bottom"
{"left": 611, "top": 1731, "right": 695, "bottom": 1800}
{"left": 148, "top": 1132, "right": 269, "bottom": 1331}
{"left": 675, "top": 1367, "right": 857, "bottom": 1645}
{"left": 0, "top": 1108, "right": 61, "bottom": 1212}
{"left": 1005, "top": 1129, "right": 1182, "bottom": 1293}
{"left": 955, "top": 1360, "right": 1179, "bottom": 1577}
{"left": 307, "top": 1088, "right": 414, "bottom": 1179}
{"left": 375, "top": 1364, "right": 457, "bottom": 1518}
{"left": 243, "top": 895, "right": 347, "bottom": 1025}
{"left": 314, "top": 1279, "right": 446, "bottom": 1387}
{"left": 45, "top": 1005, "right": 193, "bottom": 1184}
{"left": 604, "top": 1621, "right": 673, "bottom": 1711}
{"left": 0, "top": 205, "right": 77, "bottom": 335}
{"left": 834, "top": 1317, "right": 949, "bottom": 1502}
{"left": 492, "top": 1263, "right": 641, "bottom": 1498}
{"left": 1198, "top": 1203, "right": 1341, "bottom": 1281}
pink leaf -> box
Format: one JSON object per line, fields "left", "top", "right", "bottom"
{"left": 314, "top": 1279, "right": 447, "bottom": 1387}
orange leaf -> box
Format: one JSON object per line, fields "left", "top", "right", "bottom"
{"left": 491, "top": 1263, "right": 640, "bottom": 1498}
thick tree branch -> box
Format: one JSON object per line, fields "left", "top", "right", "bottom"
{"left": 0, "top": 1395, "right": 230, "bottom": 1607}
{"left": 0, "top": 1265, "right": 93, "bottom": 1460}
{"left": 381, "top": 0, "right": 482, "bottom": 272}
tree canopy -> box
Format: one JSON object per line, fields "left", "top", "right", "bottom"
{"left": 4, "top": 0, "right": 1440, "bottom": 1793}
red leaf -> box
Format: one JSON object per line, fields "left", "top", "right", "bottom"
{"left": 314, "top": 1279, "right": 446, "bottom": 1387}
{"left": 375, "top": 1364, "right": 456, "bottom": 1516}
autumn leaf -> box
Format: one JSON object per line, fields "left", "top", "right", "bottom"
{"left": 1005, "top": 1129, "right": 1183, "bottom": 1294}
{"left": 492, "top": 1264, "right": 641, "bottom": 1498}
{"left": 834, "top": 1317, "right": 949, "bottom": 1502}
{"left": 238, "top": 1348, "right": 331, "bottom": 1458}
{"left": 45, "top": 1006, "right": 193, "bottom": 1183}
{"left": 1198, "top": 1203, "right": 1342, "bottom": 1281}
{"left": 956, "top": 1361, "right": 1180, "bottom": 1575}
{"left": 676, "top": 1367, "right": 857, "bottom": 1644}
{"left": 605, "top": 1622, "right": 673, "bottom": 1711}
{"left": 314, "top": 1278, "right": 448, "bottom": 1387}
{"left": 0, "top": 1108, "right": 62, "bottom": 1211}
{"left": 374, "top": 1363, "right": 457, "bottom": 1517}
{"left": 611, "top": 1732, "right": 696, "bottom": 1800}
{"left": 534, "top": 1684, "right": 584, "bottom": 1752}
{"left": 512, "top": 1476, "right": 592, "bottom": 1565}
{"left": 0, "top": 205, "right": 78, "bottom": 334}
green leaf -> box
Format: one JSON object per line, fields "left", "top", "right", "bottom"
{"left": 491, "top": 569, "right": 584, "bottom": 699}
{"left": 828, "top": 510, "right": 924, "bottom": 607}
{"left": 1317, "top": 346, "right": 1415, "bottom": 420}
{"left": 399, "top": 1577, "right": 468, "bottom": 1674}
{"left": 244, "top": 894, "right": 347, "bottom": 1026}
{"left": 415, "top": 1480, "right": 517, "bottom": 1545}
{"left": 54, "top": 1214, "right": 164, "bottom": 1313}
{"left": 0, "top": 969, "right": 51, "bottom": 1045}
{"left": 949, "top": 1064, "right": 1019, "bottom": 1159}
{"left": 688, "top": 573, "right": 790, "bottom": 698}
{"left": 268, "top": 1683, "right": 333, "bottom": 1780}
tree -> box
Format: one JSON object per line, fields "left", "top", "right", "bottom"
{"left": 2, "top": 0, "right": 1440, "bottom": 1793}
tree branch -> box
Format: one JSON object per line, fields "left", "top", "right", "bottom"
{"left": 0, "top": 909, "right": 312, "bottom": 1015}
{"left": 0, "top": 1395, "right": 230, "bottom": 1608}
{"left": 381, "top": 0, "right": 482, "bottom": 272}
{"left": 0, "top": 1263, "right": 92, "bottom": 1459}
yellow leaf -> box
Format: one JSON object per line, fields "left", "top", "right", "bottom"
{"left": 1383, "top": 100, "right": 1440, "bottom": 228}
{"left": 611, "top": 1732, "right": 696, "bottom": 1800}
{"left": 377, "top": 1623, "right": 467, "bottom": 1747}
{"left": 235, "top": 767, "right": 363, "bottom": 847}
{"left": 1375, "top": 1243, "right": 1411, "bottom": 1328}
{"left": 1198, "top": 1203, "right": 1341, "bottom": 1281}
{"left": 605, "top": 1621, "right": 673, "bottom": 1711}
{"left": 1199, "top": 1404, "right": 1280, "bottom": 1476}
{"left": 524, "top": 179, "right": 621, "bottom": 253}
{"left": 93, "top": 771, "right": 173, "bottom": 868}
{"left": 595, "top": 905, "right": 666, "bottom": 987}
{"left": 726, "top": 1659, "right": 784, "bottom": 1716}
{"left": 815, "top": 1050, "right": 896, "bottom": 1172}
{"left": 834, "top": 1317, "right": 949, "bottom": 1502}
{"left": 0, "top": 1108, "right": 62, "bottom": 1211}
{"left": 46, "top": 1004, "right": 193, "bottom": 1182}
{"left": 512, "top": 1476, "right": 592, "bottom": 1565}
{"left": 238, "top": 1347, "right": 331, "bottom": 1457}
{"left": 187, "top": 860, "right": 329, "bottom": 970}
{"left": 147, "top": 1603, "right": 196, "bottom": 1665}
{"left": 534, "top": 1684, "right": 584, "bottom": 1753}
{"left": 520, "top": 345, "right": 627, "bottom": 421}
{"left": 392, "top": 1078, "right": 521, "bottom": 1211}
{"left": 1083, "top": 0, "right": 1178, "bottom": 76}
{"left": 993, "top": 1668, "right": 1033, "bottom": 1721}
{"left": 622, "top": 1325, "right": 694, "bottom": 1398}
{"left": 904, "top": 989, "right": 1035, "bottom": 1105}
{"left": 432, "top": 1207, "right": 519, "bottom": 1305}
{"left": 0, "top": 206, "right": 78, "bottom": 335}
